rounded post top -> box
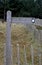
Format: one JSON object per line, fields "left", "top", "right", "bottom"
{"left": 7, "top": 10, "right": 11, "bottom": 13}
{"left": 7, "top": 10, "right": 12, "bottom": 16}
{"left": 7, "top": 10, "right": 12, "bottom": 22}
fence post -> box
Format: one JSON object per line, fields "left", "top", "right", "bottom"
{"left": 31, "top": 45, "right": 34, "bottom": 65}
{"left": 38, "top": 46, "right": 41, "bottom": 65}
{"left": 24, "top": 45, "right": 27, "bottom": 65}
{"left": 17, "top": 44, "right": 20, "bottom": 65}
{"left": 38, "top": 30, "right": 41, "bottom": 65}
{"left": 38, "top": 41, "right": 41, "bottom": 65}
{"left": 4, "top": 11, "right": 13, "bottom": 65}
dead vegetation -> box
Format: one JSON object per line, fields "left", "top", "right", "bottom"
{"left": 0, "top": 22, "right": 42, "bottom": 65}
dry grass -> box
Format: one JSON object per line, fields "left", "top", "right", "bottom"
{"left": 35, "top": 25, "right": 42, "bottom": 30}
{"left": 0, "top": 22, "right": 42, "bottom": 65}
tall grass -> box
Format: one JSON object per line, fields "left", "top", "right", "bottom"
{"left": 0, "top": 22, "right": 42, "bottom": 65}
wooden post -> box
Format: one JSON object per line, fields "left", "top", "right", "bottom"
{"left": 17, "top": 44, "right": 20, "bottom": 65}
{"left": 38, "top": 30, "right": 41, "bottom": 65}
{"left": 38, "top": 46, "right": 41, "bottom": 65}
{"left": 4, "top": 11, "right": 13, "bottom": 65}
{"left": 31, "top": 45, "right": 34, "bottom": 65}
{"left": 24, "top": 45, "right": 27, "bottom": 65}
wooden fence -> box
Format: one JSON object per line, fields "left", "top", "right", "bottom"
{"left": 4, "top": 10, "right": 42, "bottom": 65}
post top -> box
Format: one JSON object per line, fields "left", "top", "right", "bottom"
{"left": 7, "top": 10, "right": 11, "bottom": 13}
{"left": 7, "top": 10, "right": 12, "bottom": 22}
{"left": 7, "top": 10, "right": 11, "bottom": 15}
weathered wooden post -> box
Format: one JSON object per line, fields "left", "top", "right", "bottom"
{"left": 17, "top": 44, "right": 20, "bottom": 65}
{"left": 32, "top": 18, "right": 35, "bottom": 42}
{"left": 24, "top": 45, "right": 27, "bottom": 65}
{"left": 38, "top": 30, "right": 41, "bottom": 65}
{"left": 4, "top": 11, "right": 13, "bottom": 65}
{"left": 31, "top": 45, "right": 34, "bottom": 65}
{"left": 35, "top": 25, "right": 42, "bottom": 65}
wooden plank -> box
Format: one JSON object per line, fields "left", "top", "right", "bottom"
{"left": 12, "top": 17, "right": 32, "bottom": 24}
